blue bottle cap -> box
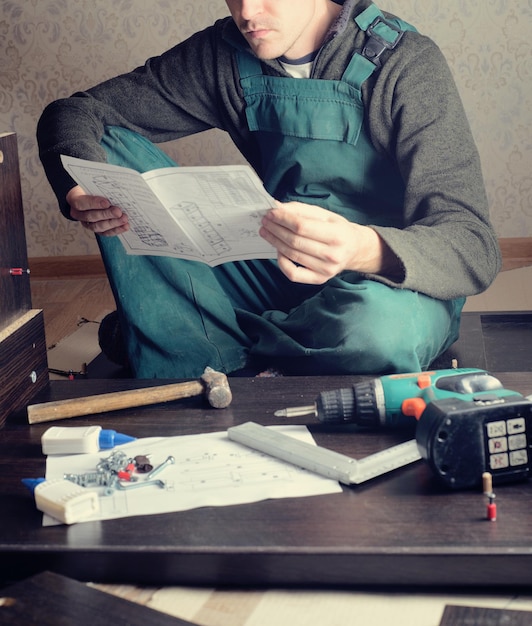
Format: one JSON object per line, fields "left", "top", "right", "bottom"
{"left": 98, "top": 429, "right": 136, "bottom": 450}
{"left": 22, "top": 477, "right": 46, "bottom": 493}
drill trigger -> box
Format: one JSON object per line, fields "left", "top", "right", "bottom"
{"left": 402, "top": 397, "right": 427, "bottom": 420}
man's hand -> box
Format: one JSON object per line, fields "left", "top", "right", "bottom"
{"left": 259, "top": 200, "right": 402, "bottom": 284}
{"left": 67, "top": 185, "right": 129, "bottom": 236}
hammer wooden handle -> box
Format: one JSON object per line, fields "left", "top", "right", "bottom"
{"left": 28, "top": 379, "right": 205, "bottom": 424}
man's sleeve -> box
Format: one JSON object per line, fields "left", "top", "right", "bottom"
{"left": 366, "top": 33, "right": 501, "bottom": 300}
{"left": 37, "top": 27, "right": 225, "bottom": 218}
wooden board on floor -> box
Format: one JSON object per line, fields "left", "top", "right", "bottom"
{"left": 440, "top": 604, "right": 532, "bottom": 626}
{"left": 0, "top": 571, "right": 198, "bottom": 626}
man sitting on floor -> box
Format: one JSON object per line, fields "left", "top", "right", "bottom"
{"left": 37, "top": 0, "right": 501, "bottom": 378}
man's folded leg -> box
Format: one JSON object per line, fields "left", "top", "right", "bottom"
{"left": 97, "top": 236, "right": 252, "bottom": 378}
{"left": 235, "top": 273, "right": 465, "bottom": 375}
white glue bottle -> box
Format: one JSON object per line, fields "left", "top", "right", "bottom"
{"left": 41, "top": 425, "right": 136, "bottom": 455}
{"left": 22, "top": 478, "right": 100, "bottom": 525}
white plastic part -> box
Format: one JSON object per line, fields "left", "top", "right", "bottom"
{"left": 41, "top": 425, "right": 102, "bottom": 455}
{"left": 34, "top": 479, "right": 100, "bottom": 524}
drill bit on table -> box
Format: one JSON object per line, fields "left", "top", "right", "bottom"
{"left": 274, "top": 405, "right": 316, "bottom": 418}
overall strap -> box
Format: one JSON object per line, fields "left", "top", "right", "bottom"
{"left": 355, "top": 3, "right": 409, "bottom": 68}
{"left": 236, "top": 48, "right": 263, "bottom": 81}
{"left": 236, "top": 3, "right": 415, "bottom": 89}
{"left": 344, "top": 3, "right": 416, "bottom": 89}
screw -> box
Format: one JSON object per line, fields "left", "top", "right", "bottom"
{"left": 146, "top": 455, "right": 175, "bottom": 479}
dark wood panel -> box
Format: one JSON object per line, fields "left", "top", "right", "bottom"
{"left": 0, "top": 134, "right": 32, "bottom": 331}
{"left": 0, "top": 311, "right": 49, "bottom": 428}
{"left": 0, "top": 571, "right": 198, "bottom": 625}
{"left": 0, "top": 133, "right": 49, "bottom": 428}
{"left": 0, "top": 373, "right": 531, "bottom": 588}
{"left": 440, "top": 604, "right": 532, "bottom": 626}
{"left": 432, "top": 312, "right": 532, "bottom": 372}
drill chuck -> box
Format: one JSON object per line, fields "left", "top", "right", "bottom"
{"left": 316, "top": 380, "right": 384, "bottom": 428}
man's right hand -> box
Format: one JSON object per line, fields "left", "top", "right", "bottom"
{"left": 67, "top": 185, "right": 129, "bottom": 236}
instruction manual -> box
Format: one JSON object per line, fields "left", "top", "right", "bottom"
{"left": 61, "top": 155, "right": 277, "bottom": 266}
{"left": 43, "top": 426, "right": 342, "bottom": 526}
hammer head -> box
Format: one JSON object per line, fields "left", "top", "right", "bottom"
{"left": 201, "top": 367, "right": 232, "bottom": 408}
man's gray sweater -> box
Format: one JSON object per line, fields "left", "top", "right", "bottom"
{"left": 37, "top": 0, "right": 501, "bottom": 300}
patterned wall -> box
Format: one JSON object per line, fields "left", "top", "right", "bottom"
{"left": 1, "top": 0, "right": 531, "bottom": 258}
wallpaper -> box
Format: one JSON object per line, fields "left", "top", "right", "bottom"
{"left": 1, "top": 0, "right": 531, "bottom": 258}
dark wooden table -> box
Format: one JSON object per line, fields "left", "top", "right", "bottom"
{"left": 1, "top": 373, "right": 531, "bottom": 589}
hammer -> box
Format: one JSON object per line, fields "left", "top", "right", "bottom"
{"left": 27, "top": 366, "right": 232, "bottom": 424}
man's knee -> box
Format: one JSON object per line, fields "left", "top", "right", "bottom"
{"left": 305, "top": 282, "right": 455, "bottom": 374}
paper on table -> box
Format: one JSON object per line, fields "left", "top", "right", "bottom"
{"left": 61, "top": 155, "right": 277, "bottom": 266}
{"left": 43, "top": 426, "right": 342, "bottom": 525}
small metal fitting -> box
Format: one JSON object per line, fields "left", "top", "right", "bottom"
{"left": 116, "top": 479, "right": 166, "bottom": 490}
{"left": 146, "top": 455, "right": 175, "bottom": 479}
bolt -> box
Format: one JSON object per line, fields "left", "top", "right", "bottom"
{"left": 146, "top": 455, "right": 175, "bottom": 479}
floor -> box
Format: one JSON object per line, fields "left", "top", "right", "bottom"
{"left": 30, "top": 266, "right": 532, "bottom": 366}
{"left": 31, "top": 267, "right": 532, "bottom": 348}
{"left": 26, "top": 267, "right": 532, "bottom": 626}
{"left": 30, "top": 276, "right": 116, "bottom": 350}
{"left": 462, "top": 266, "right": 532, "bottom": 313}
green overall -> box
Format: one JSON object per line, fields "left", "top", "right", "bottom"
{"left": 97, "top": 4, "right": 463, "bottom": 378}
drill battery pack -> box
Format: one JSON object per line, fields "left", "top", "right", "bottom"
{"left": 416, "top": 395, "right": 532, "bottom": 489}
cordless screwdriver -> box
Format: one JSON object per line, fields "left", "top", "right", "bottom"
{"left": 275, "top": 368, "right": 532, "bottom": 489}
{"left": 275, "top": 368, "right": 522, "bottom": 428}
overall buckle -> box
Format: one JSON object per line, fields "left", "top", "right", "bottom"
{"left": 362, "top": 16, "right": 404, "bottom": 67}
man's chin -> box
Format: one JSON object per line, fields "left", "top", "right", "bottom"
{"left": 245, "top": 38, "right": 281, "bottom": 60}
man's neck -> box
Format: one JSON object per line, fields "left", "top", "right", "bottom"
{"left": 286, "top": 1, "right": 343, "bottom": 60}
